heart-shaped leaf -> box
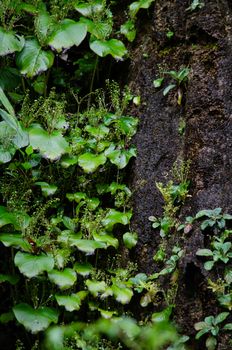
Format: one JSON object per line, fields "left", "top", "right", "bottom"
{"left": 69, "top": 237, "right": 106, "bottom": 254}
{"left": 13, "top": 303, "right": 58, "bottom": 334}
{"left": 29, "top": 124, "right": 69, "bottom": 160}
{"left": 14, "top": 252, "right": 54, "bottom": 278}
{"left": 105, "top": 145, "right": 136, "bottom": 169}
{"left": 48, "top": 19, "right": 87, "bottom": 52}
{"left": 90, "top": 39, "right": 127, "bottom": 60}
{"left": 48, "top": 268, "right": 77, "bottom": 290}
{"left": 78, "top": 152, "right": 106, "bottom": 173}
{"left": 86, "top": 280, "right": 107, "bottom": 297}
{"left": 17, "top": 39, "right": 54, "bottom": 77}
{"left": 111, "top": 284, "right": 133, "bottom": 304}
{"left": 0, "top": 28, "right": 25, "bottom": 56}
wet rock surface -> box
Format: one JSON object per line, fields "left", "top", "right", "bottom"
{"left": 128, "top": 0, "right": 232, "bottom": 347}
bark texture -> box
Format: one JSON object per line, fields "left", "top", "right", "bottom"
{"left": 128, "top": 1, "right": 232, "bottom": 348}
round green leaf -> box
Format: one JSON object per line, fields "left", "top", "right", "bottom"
{"left": 35, "top": 182, "right": 58, "bottom": 197}
{"left": 123, "top": 232, "right": 138, "bottom": 249}
{"left": 13, "top": 303, "right": 58, "bottom": 334}
{"left": 55, "top": 291, "right": 87, "bottom": 312}
{"left": 48, "top": 20, "right": 87, "bottom": 52}
{"left": 16, "top": 39, "right": 54, "bottom": 77}
{"left": 112, "top": 284, "right": 133, "bottom": 304}
{"left": 48, "top": 268, "right": 77, "bottom": 290}
{"left": 102, "top": 209, "right": 132, "bottom": 231}
{"left": 14, "top": 252, "right": 54, "bottom": 278}
{"left": 74, "top": 262, "right": 93, "bottom": 276}
{"left": 78, "top": 152, "right": 106, "bottom": 173}
{"left": 74, "top": 0, "right": 104, "bottom": 17}
{"left": 69, "top": 238, "right": 106, "bottom": 254}
{"left": 90, "top": 39, "right": 127, "bottom": 60}
{"left": 29, "top": 124, "right": 69, "bottom": 160}
{"left": 0, "top": 28, "right": 25, "bottom": 56}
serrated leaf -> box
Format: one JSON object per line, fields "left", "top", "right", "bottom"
{"left": 0, "top": 28, "right": 24, "bottom": 56}
{"left": 14, "top": 252, "right": 54, "bottom": 278}
{"left": 13, "top": 303, "right": 58, "bottom": 334}
{"left": 48, "top": 268, "right": 77, "bottom": 290}
{"left": 48, "top": 19, "right": 87, "bottom": 52}
{"left": 123, "top": 232, "right": 138, "bottom": 249}
{"left": 29, "top": 124, "right": 69, "bottom": 160}
{"left": 78, "top": 152, "right": 106, "bottom": 173}
{"left": 90, "top": 39, "right": 127, "bottom": 60}
{"left": 17, "top": 39, "right": 54, "bottom": 77}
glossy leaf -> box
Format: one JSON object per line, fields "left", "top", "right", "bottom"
{"left": 105, "top": 146, "right": 136, "bottom": 169}
{"left": 35, "top": 182, "right": 58, "bottom": 197}
{"left": 17, "top": 39, "right": 54, "bottom": 77}
{"left": 29, "top": 124, "right": 69, "bottom": 160}
{"left": 13, "top": 303, "right": 58, "bottom": 334}
{"left": 74, "top": 262, "right": 93, "bottom": 276}
{"left": 90, "top": 39, "right": 127, "bottom": 60}
{"left": 78, "top": 152, "right": 106, "bottom": 173}
{"left": 120, "top": 20, "right": 136, "bottom": 42}
{"left": 48, "top": 268, "right": 77, "bottom": 290}
{"left": 48, "top": 19, "right": 87, "bottom": 52}
{"left": 102, "top": 209, "right": 132, "bottom": 231}
{"left": 14, "top": 252, "right": 54, "bottom": 278}
{"left": 0, "top": 206, "right": 30, "bottom": 230}
{"left": 69, "top": 237, "right": 106, "bottom": 254}
{"left": 74, "top": 0, "right": 104, "bottom": 17}
{"left": 86, "top": 280, "right": 107, "bottom": 297}
{"left": 0, "top": 274, "right": 19, "bottom": 285}
{"left": 112, "top": 284, "right": 133, "bottom": 304}
{"left": 0, "top": 233, "right": 31, "bottom": 251}
{"left": 55, "top": 291, "right": 87, "bottom": 312}
{"left": 123, "top": 232, "right": 138, "bottom": 249}
{"left": 0, "top": 28, "right": 24, "bottom": 56}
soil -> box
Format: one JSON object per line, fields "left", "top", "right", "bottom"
{"left": 127, "top": 0, "right": 232, "bottom": 348}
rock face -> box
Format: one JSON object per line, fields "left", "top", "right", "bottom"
{"left": 128, "top": 0, "right": 232, "bottom": 347}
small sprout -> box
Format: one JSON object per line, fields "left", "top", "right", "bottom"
{"left": 153, "top": 77, "right": 164, "bottom": 88}
{"left": 133, "top": 95, "right": 141, "bottom": 106}
{"left": 186, "top": 0, "right": 205, "bottom": 12}
{"left": 166, "top": 31, "right": 174, "bottom": 39}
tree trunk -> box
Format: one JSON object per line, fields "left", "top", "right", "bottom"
{"left": 128, "top": 1, "right": 232, "bottom": 348}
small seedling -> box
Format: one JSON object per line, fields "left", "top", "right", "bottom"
{"left": 195, "top": 208, "right": 232, "bottom": 230}
{"left": 153, "top": 67, "right": 190, "bottom": 105}
{"left": 194, "top": 312, "right": 231, "bottom": 350}
{"left": 186, "top": 0, "right": 204, "bottom": 12}
{"left": 196, "top": 234, "right": 232, "bottom": 271}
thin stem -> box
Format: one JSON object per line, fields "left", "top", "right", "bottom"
{"left": 87, "top": 56, "right": 99, "bottom": 110}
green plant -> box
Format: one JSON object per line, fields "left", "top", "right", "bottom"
{"left": 194, "top": 312, "right": 231, "bottom": 350}
{"left": 196, "top": 233, "right": 232, "bottom": 270}
{"left": 195, "top": 208, "right": 232, "bottom": 230}
{"left": 186, "top": 0, "right": 204, "bottom": 12}
{"left": 153, "top": 67, "right": 190, "bottom": 105}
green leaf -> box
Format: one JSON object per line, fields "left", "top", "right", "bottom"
{"left": 123, "top": 232, "right": 138, "bottom": 249}
{"left": 0, "top": 87, "right": 15, "bottom": 116}
{"left": 120, "top": 20, "right": 136, "bottom": 42}
{"left": 105, "top": 146, "right": 136, "bottom": 169}
{"left": 78, "top": 152, "right": 106, "bottom": 173}
{"left": 0, "top": 206, "right": 30, "bottom": 230}
{"left": 74, "top": 0, "right": 104, "bottom": 17}
{"left": 69, "top": 237, "right": 106, "bottom": 254}
{"left": 112, "top": 284, "right": 133, "bottom": 304}
{"left": 35, "top": 10, "right": 56, "bottom": 44}
{"left": 0, "top": 233, "right": 31, "bottom": 251}
{"left": 102, "top": 209, "right": 132, "bottom": 231}
{"left": 48, "top": 268, "right": 77, "bottom": 290}
{"left": 14, "top": 252, "right": 54, "bottom": 278}
{"left": 35, "top": 182, "right": 58, "bottom": 197}
{"left": 163, "top": 84, "right": 176, "bottom": 96}
{"left": 29, "top": 124, "right": 69, "bottom": 160}
{"left": 0, "top": 312, "right": 15, "bottom": 324}
{"left": 85, "top": 124, "right": 109, "bottom": 139}
{"left": 86, "top": 280, "right": 107, "bottom": 297}
{"left": 0, "top": 274, "right": 19, "bottom": 285}
{"left": 13, "top": 303, "right": 58, "bottom": 334}
{"left": 92, "top": 232, "right": 119, "bottom": 249}
{"left": 151, "top": 306, "right": 173, "bottom": 323}
{"left": 206, "top": 336, "right": 217, "bottom": 350}
{"left": 196, "top": 249, "right": 213, "bottom": 257}
{"left": 204, "top": 261, "right": 214, "bottom": 271}
{"left": 214, "top": 312, "right": 229, "bottom": 324}
{"left": 90, "top": 39, "right": 127, "bottom": 60}
{"left": 0, "top": 27, "right": 24, "bottom": 56}
{"left": 153, "top": 78, "right": 164, "bottom": 88}
{"left": 116, "top": 117, "right": 138, "bottom": 136}
{"left": 223, "top": 323, "right": 232, "bottom": 330}
{"left": 55, "top": 291, "right": 87, "bottom": 312}
{"left": 48, "top": 19, "right": 87, "bottom": 53}
{"left": 74, "top": 262, "right": 93, "bottom": 276}
{"left": 129, "top": 0, "right": 155, "bottom": 18}
{"left": 16, "top": 39, "right": 54, "bottom": 77}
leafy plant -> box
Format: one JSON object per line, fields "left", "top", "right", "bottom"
{"left": 195, "top": 207, "right": 232, "bottom": 230}
{"left": 153, "top": 68, "right": 190, "bottom": 105}
{"left": 194, "top": 312, "right": 231, "bottom": 350}
{"left": 186, "top": 0, "right": 205, "bottom": 12}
